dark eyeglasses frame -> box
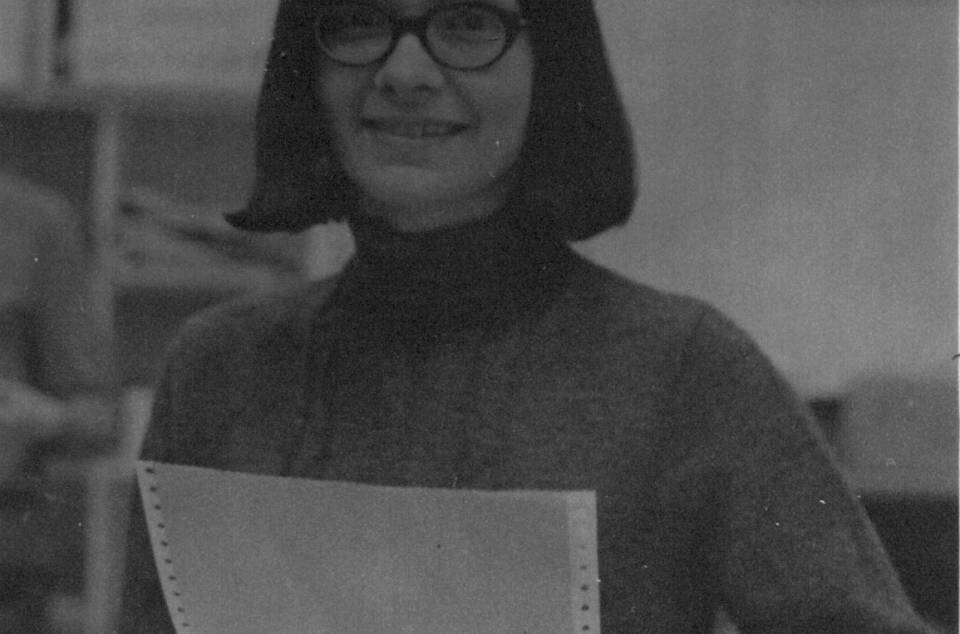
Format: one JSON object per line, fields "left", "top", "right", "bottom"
{"left": 314, "top": 2, "right": 529, "bottom": 71}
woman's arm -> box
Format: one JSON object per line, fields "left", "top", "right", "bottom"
{"left": 672, "top": 307, "right": 935, "bottom": 633}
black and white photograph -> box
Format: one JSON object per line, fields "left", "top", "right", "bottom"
{"left": 0, "top": 0, "right": 955, "bottom": 632}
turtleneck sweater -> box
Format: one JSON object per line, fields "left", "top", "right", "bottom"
{"left": 339, "top": 207, "right": 568, "bottom": 334}
{"left": 285, "top": 208, "right": 573, "bottom": 487}
{"left": 121, "top": 209, "right": 932, "bottom": 633}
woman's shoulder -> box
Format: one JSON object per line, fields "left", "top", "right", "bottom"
{"left": 561, "top": 253, "right": 725, "bottom": 344}
{"left": 556, "top": 253, "right": 775, "bottom": 379}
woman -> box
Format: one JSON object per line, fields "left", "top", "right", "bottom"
{"left": 122, "top": 0, "right": 933, "bottom": 631}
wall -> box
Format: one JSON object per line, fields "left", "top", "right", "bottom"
{"left": 74, "top": 0, "right": 274, "bottom": 93}
{"left": 586, "top": 0, "right": 956, "bottom": 396}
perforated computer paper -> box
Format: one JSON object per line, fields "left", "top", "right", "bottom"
{"left": 137, "top": 460, "right": 600, "bottom": 634}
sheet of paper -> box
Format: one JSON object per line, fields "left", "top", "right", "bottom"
{"left": 137, "top": 461, "right": 600, "bottom": 634}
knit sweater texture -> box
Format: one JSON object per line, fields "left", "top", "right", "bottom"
{"left": 121, "top": 211, "right": 931, "bottom": 633}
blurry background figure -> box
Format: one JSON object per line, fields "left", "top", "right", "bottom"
{"left": 0, "top": 170, "right": 119, "bottom": 633}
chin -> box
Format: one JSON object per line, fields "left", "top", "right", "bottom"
{"left": 358, "top": 178, "right": 501, "bottom": 232}
{"left": 347, "top": 157, "right": 517, "bottom": 231}
{"left": 358, "top": 167, "right": 467, "bottom": 207}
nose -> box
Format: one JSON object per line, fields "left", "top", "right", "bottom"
{"left": 373, "top": 33, "right": 445, "bottom": 102}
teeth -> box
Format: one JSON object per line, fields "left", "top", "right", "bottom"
{"left": 374, "top": 121, "right": 459, "bottom": 138}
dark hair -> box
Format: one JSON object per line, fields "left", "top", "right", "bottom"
{"left": 227, "top": 0, "right": 636, "bottom": 242}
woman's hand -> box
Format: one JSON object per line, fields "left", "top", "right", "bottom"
{"left": 0, "top": 379, "right": 66, "bottom": 482}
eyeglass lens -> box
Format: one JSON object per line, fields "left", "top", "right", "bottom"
{"left": 316, "top": 4, "right": 512, "bottom": 70}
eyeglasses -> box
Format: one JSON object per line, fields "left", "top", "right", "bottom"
{"left": 314, "top": 2, "right": 529, "bottom": 71}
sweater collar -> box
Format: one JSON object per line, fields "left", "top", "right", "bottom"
{"left": 336, "top": 202, "right": 570, "bottom": 335}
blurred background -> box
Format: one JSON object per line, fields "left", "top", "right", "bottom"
{"left": 0, "top": 0, "right": 955, "bottom": 632}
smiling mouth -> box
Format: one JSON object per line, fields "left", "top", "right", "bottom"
{"left": 364, "top": 120, "right": 468, "bottom": 139}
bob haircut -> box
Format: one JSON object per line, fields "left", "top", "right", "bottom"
{"left": 227, "top": 0, "right": 636, "bottom": 242}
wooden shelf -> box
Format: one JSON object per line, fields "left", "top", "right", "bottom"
{"left": 0, "top": 83, "right": 256, "bottom": 119}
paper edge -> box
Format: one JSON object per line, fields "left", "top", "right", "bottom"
{"left": 567, "top": 491, "right": 601, "bottom": 634}
{"left": 136, "top": 459, "right": 195, "bottom": 634}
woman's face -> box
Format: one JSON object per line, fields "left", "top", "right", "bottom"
{"left": 317, "top": 0, "right": 533, "bottom": 232}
